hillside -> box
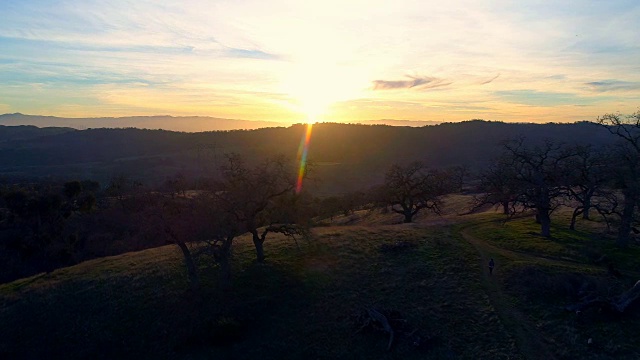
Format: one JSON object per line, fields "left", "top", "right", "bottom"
{"left": 0, "top": 124, "right": 75, "bottom": 142}
{"left": 0, "top": 120, "right": 615, "bottom": 194}
{"left": 2, "top": 199, "right": 639, "bottom": 359}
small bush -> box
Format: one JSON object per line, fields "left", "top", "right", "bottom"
{"left": 504, "top": 266, "right": 610, "bottom": 304}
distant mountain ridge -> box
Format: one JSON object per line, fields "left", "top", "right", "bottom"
{"left": 0, "top": 113, "right": 288, "bottom": 132}
{"left": 0, "top": 113, "right": 444, "bottom": 131}
{"left": 351, "top": 119, "right": 441, "bottom": 127}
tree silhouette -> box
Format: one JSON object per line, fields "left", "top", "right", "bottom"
{"left": 597, "top": 110, "right": 640, "bottom": 247}
{"left": 564, "top": 145, "right": 615, "bottom": 230}
{"left": 502, "top": 138, "right": 574, "bottom": 238}
{"left": 212, "top": 154, "right": 297, "bottom": 262}
{"left": 378, "top": 162, "right": 449, "bottom": 223}
{"left": 473, "top": 155, "right": 520, "bottom": 215}
{"left": 144, "top": 192, "right": 242, "bottom": 291}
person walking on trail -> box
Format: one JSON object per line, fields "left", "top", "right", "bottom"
{"left": 488, "top": 258, "right": 495, "bottom": 275}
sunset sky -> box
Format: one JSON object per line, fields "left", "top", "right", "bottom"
{"left": 1, "top": 0, "right": 639, "bottom": 124}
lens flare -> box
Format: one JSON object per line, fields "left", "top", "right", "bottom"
{"left": 296, "top": 123, "right": 313, "bottom": 194}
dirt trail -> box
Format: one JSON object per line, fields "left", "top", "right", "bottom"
{"left": 460, "top": 227, "right": 558, "bottom": 360}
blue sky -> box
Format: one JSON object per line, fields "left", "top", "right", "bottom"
{"left": 0, "top": 0, "right": 639, "bottom": 123}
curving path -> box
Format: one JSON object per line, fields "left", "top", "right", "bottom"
{"left": 460, "top": 226, "right": 558, "bottom": 360}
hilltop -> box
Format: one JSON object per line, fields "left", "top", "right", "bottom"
{"left": 1, "top": 196, "right": 639, "bottom": 359}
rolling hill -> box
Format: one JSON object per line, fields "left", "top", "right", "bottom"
{"left": 0, "top": 120, "right": 615, "bottom": 195}
{"left": 2, "top": 198, "right": 638, "bottom": 359}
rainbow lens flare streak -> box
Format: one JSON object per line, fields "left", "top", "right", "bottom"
{"left": 296, "top": 123, "right": 313, "bottom": 194}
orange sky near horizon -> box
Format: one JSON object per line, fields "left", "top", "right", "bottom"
{"left": 1, "top": 1, "right": 639, "bottom": 124}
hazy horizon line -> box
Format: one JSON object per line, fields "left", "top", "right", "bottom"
{"left": 0, "top": 112, "right": 591, "bottom": 124}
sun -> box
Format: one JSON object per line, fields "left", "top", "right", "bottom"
{"left": 305, "top": 113, "right": 317, "bottom": 124}
{"left": 287, "top": 78, "right": 337, "bottom": 124}
{"left": 301, "top": 97, "right": 329, "bottom": 124}
{"left": 280, "top": 58, "right": 368, "bottom": 124}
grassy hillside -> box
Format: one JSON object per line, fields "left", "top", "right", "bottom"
{"left": 1, "top": 200, "right": 639, "bottom": 359}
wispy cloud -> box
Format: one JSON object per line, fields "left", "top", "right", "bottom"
{"left": 585, "top": 80, "right": 640, "bottom": 92}
{"left": 0, "top": 36, "right": 197, "bottom": 55}
{"left": 224, "top": 48, "right": 280, "bottom": 60}
{"left": 0, "top": 35, "right": 280, "bottom": 61}
{"left": 479, "top": 74, "right": 500, "bottom": 85}
{"left": 494, "top": 90, "right": 602, "bottom": 107}
{"left": 372, "top": 76, "right": 451, "bottom": 90}
{"left": 1, "top": 0, "right": 639, "bottom": 121}
{"left": 0, "top": 54, "right": 163, "bottom": 87}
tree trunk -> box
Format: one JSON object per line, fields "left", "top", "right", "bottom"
{"left": 403, "top": 211, "right": 413, "bottom": 223}
{"left": 569, "top": 207, "right": 582, "bottom": 231}
{"left": 502, "top": 201, "right": 509, "bottom": 215}
{"left": 251, "top": 229, "right": 266, "bottom": 262}
{"left": 254, "top": 239, "right": 265, "bottom": 262}
{"left": 617, "top": 193, "right": 636, "bottom": 248}
{"left": 536, "top": 187, "right": 552, "bottom": 237}
{"left": 176, "top": 241, "right": 200, "bottom": 293}
{"left": 582, "top": 196, "right": 591, "bottom": 220}
{"left": 218, "top": 236, "right": 234, "bottom": 290}
{"left": 538, "top": 210, "right": 551, "bottom": 238}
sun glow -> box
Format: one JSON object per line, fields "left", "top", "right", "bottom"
{"left": 305, "top": 113, "right": 317, "bottom": 124}
{"left": 281, "top": 54, "right": 369, "bottom": 123}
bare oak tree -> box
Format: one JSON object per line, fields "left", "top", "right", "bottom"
{"left": 212, "top": 154, "right": 297, "bottom": 262}
{"left": 473, "top": 155, "right": 520, "bottom": 215}
{"left": 378, "top": 162, "right": 450, "bottom": 223}
{"left": 144, "top": 193, "right": 241, "bottom": 292}
{"left": 597, "top": 109, "right": 640, "bottom": 247}
{"left": 503, "top": 138, "right": 574, "bottom": 238}
{"left": 564, "top": 144, "right": 616, "bottom": 230}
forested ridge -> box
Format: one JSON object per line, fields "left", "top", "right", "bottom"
{"left": 0, "top": 120, "right": 613, "bottom": 194}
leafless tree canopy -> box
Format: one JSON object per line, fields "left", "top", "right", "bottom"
{"left": 598, "top": 110, "right": 640, "bottom": 247}
{"left": 378, "top": 162, "right": 451, "bottom": 223}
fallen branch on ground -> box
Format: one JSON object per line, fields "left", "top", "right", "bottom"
{"left": 566, "top": 280, "right": 640, "bottom": 313}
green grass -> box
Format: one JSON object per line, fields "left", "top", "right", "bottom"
{"left": 466, "top": 212, "right": 640, "bottom": 272}
{"left": 176, "top": 225, "right": 521, "bottom": 359}
{"left": 464, "top": 210, "right": 640, "bottom": 360}
{"left": 499, "top": 263, "right": 640, "bottom": 360}
{"left": 0, "top": 247, "right": 192, "bottom": 359}
{"left": 0, "top": 224, "right": 521, "bottom": 359}
{"left": 1, "top": 205, "right": 639, "bottom": 359}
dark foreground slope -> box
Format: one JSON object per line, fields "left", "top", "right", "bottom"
{"left": 0, "top": 224, "right": 520, "bottom": 360}
{"left": 0, "top": 120, "right": 613, "bottom": 194}
{"left": 2, "top": 200, "right": 640, "bottom": 359}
